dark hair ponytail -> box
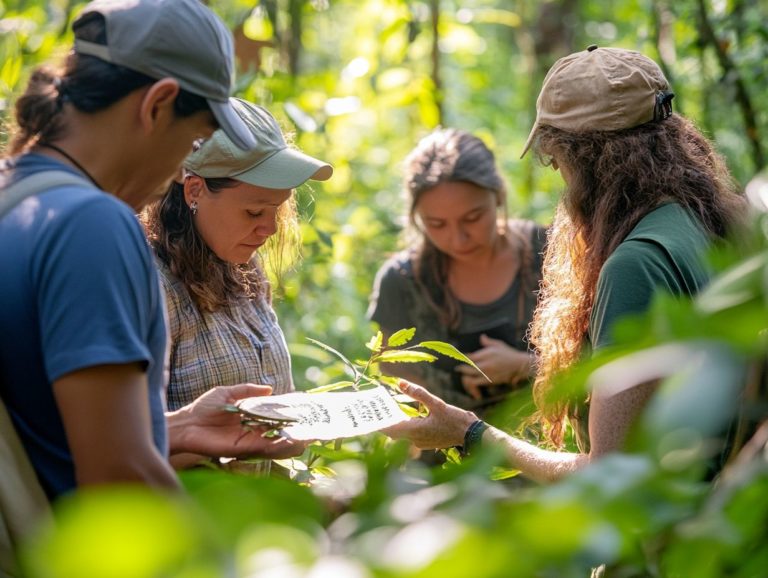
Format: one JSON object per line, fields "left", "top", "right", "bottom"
{"left": 9, "top": 12, "right": 210, "bottom": 155}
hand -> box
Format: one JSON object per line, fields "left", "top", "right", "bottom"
{"left": 167, "top": 384, "right": 307, "bottom": 460}
{"left": 455, "top": 335, "right": 534, "bottom": 399}
{"left": 383, "top": 380, "right": 477, "bottom": 450}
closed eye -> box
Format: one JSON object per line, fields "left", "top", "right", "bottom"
{"left": 247, "top": 210, "right": 264, "bottom": 218}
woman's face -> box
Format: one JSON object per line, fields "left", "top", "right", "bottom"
{"left": 414, "top": 181, "right": 500, "bottom": 262}
{"left": 185, "top": 176, "right": 292, "bottom": 264}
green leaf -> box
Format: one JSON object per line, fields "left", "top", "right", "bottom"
{"left": 417, "top": 340, "right": 491, "bottom": 383}
{"left": 305, "top": 380, "right": 356, "bottom": 393}
{"left": 490, "top": 467, "right": 521, "bottom": 480}
{"left": 387, "top": 327, "right": 416, "bottom": 347}
{"left": 397, "top": 402, "right": 422, "bottom": 417}
{"left": 306, "top": 337, "right": 360, "bottom": 378}
{"left": 366, "top": 331, "right": 383, "bottom": 352}
{"left": 375, "top": 349, "right": 437, "bottom": 363}
{"left": 309, "top": 466, "right": 337, "bottom": 478}
{"left": 376, "top": 375, "right": 402, "bottom": 389}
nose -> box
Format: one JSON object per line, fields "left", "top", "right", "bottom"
{"left": 255, "top": 212, "right": 278, "bottom": 238}
{"left": 451, "top": 224, "right": 471, "bottom": 249}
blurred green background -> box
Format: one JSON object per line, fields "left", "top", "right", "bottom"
{"left": 3, "top": 2, "right": 768, "bottom": 577}
{"left": 2, "top": 0, "right": 767, "bottom": 391}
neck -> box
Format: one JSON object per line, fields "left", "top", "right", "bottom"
{"left": 33, "top": 99, "right": 150, "bottom": 210}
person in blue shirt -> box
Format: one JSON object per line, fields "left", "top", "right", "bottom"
{"left": 0, "top": 0, "right": 301, "bottom": 502}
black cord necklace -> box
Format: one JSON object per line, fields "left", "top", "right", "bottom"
{"left": 38, "top": 142, "right": 103, "bottom": 190}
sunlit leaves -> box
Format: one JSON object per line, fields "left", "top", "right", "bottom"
{"left": 386, "top": 327, "right": 415, "bottom": 347}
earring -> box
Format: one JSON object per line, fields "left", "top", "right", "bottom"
{"left": 190, "top": 201, "right": 198, "bottom": 216}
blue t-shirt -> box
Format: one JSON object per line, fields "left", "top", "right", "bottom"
{"left": 0, "top": 153, "right": 169, "bottom": 500}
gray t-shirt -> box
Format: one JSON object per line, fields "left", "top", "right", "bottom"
{"left": 368, "top": 220, "right": 546, "bottom": 410}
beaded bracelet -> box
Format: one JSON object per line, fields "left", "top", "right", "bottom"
{"left": 459, "top": 419, "right": 489, "bottom": 456}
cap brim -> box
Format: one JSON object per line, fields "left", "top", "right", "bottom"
{"left": 520, "top": 120, "right": 540, "bottom": 159}
{"left": 232, "top": 147, "right": 333, "bottom": 189}
{"left": 209, "top": 98, "right": 258, "bottom": 150}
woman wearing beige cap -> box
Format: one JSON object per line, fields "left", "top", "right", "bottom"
{"left": 143, "top": 98, "right": 333, "bottom": 471}
{"left": 386, "top": 46, "right": 746, "bottom": 482}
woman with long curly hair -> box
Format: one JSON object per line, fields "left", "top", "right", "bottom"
{"left": 386, "top": 46, "right": 746, "bottom": 482}
{"left": 142, "top": 98, "right": 332, "bottom": 471}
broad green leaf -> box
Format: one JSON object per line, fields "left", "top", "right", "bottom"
{"left": 366, "top": 331, "right": 383, "bottom": 352}
{"left": 305, "top": 380, "right": 356, "bottom": 393}
{"left": 376, "top": 375, "right": 402, "bottom": 389}
{"left": 375, "top": 349, "right": 437, "bottom": 363}
{"left": 417, "top": 341, "right": 492, "bottom": 383}
{"left": 387, "top": 327, "right": 416, "bottom": 347}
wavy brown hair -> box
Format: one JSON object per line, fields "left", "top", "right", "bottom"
{"left": 529, "top": 115, "right": 746, "bottom": 446}
{"left": 142, "top": 177, "right": 299, "bottom": 312}
{"left": 403, "top": 128, "right": 512, "bottom": 331}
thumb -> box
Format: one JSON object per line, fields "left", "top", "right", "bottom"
{"left": 225, "top": 383, "right": 273, "bottom": 402}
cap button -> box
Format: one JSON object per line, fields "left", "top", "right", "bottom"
{"left": 587, "top": 44, "right": 598, "bottom": 52}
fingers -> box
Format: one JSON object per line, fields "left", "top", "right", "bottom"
{"left": 464, "top": 382, "right": 482, "bottom": 400}
{"left": 479, "top": 334, "right": 503, "bottom": 346}
{"left": 222, "top": 383, "right": 273, "bottom": 402}
{"left": 397, "top": 380, "right": 445, "bottom": 408}
{"left": 455, "top": 363, "right": 480, "bottom": 376}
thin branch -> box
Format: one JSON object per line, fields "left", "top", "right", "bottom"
{"left": 696, "top": 0, "right": 765, "bottom": 171}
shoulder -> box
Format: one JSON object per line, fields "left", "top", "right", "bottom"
{"left": 373, "top": 251, "right": 415, "bottom": 287}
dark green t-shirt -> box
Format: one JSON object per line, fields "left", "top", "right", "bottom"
{"left": 589, "top": 203, "right": 711, "bottom": 350}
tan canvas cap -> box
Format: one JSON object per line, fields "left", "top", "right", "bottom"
{"left": 73, "top": 0, "right": 256, "bottom": 150}
{"left": 521, "top": 45, "right": 671, "bottom": 158}
{"left": 184, "top": 99, "right": 333, "bottom": 189}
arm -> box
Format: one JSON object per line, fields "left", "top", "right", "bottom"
{"left": 166, "top": 383, "right": 306, "bottom": 462}
{"left": 385, "top": 380, "right": 585, "bottom": 483}
{"left": 54, "top": 363, "right": 180, "bottom": 491}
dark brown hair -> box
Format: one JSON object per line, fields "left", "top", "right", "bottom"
{"left": 403, "top": 128, "right": 511, "bottom": 331}
{"left": 529, "top": 115, "right": 746, "bottom": 446}
{"left": 142, "top": 177, "right": 299, "bottom": 312}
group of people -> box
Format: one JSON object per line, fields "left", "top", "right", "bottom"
{"left": 0, "top": 0, "right": 748, "bottom": 523}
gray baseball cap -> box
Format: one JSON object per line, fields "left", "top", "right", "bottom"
{"left": 73, "top": 0, "right": 256, "bottom": 150}
{"left": 184, "top": 99, "right": 333, "bottom": 189}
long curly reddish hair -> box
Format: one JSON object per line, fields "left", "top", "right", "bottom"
{"left": 529, "top": 116, "right": 746, "bottom": 446}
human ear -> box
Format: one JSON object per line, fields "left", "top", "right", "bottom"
{"left": 138, "top": 78, "right": 181, "bottom": 134}
{"left": 183, "top": 175, "right": 205, "bottom": 207}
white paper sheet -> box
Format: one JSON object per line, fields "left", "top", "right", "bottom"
{"left": 237, "top": 386, "right": 409, "bottom": 441}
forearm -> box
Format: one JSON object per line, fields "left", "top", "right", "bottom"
{"left": 55, "top": 364, "right": 181, "bottom": 492}
{"left": 483, "top": 426, "right": 588, "bottom": 483}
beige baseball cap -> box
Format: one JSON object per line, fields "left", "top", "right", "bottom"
{"left": 521, "top": 45, "right": 672, "bottom": 158}
{"left": 184, "top": 99, "right": 333, "bottom": 189}
{"left": 73, "top": 0, "right": 256, "bottom": 150}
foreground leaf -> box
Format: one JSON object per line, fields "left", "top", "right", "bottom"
{"left": 376, "top": 350, "right": 437, "bottom": 363}
{"left": 387, "top": 327, "right": 416, "bottom": 347}
{"left": 417, "top": 340, "right": 491, "bottom": 382}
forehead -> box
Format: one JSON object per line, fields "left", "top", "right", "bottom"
{"left": 415, "top": 181, "right": 493, "bottom": 216}
{"left": 225, "top": 181, "right": 292, "bottom": 205}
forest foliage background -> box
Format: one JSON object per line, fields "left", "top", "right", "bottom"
{"left": 1, "top": 1, "right": 768, "bottom": 576}
{"left": 1, "top": 0, "right": 767, "bottom": 383}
